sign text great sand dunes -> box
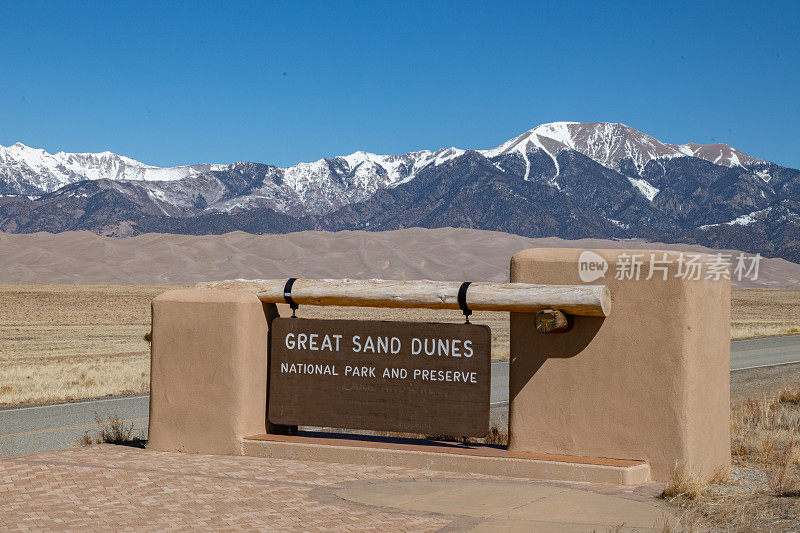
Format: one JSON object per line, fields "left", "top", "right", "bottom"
{"left": 268, "top": 318, "right": 490, "bottom": 436}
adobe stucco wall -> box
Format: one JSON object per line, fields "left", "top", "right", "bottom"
{"left": 509, "top": 248, "right": 731, "bottom": 481}
{"left": 148, "top": 289, "right": 279, "bottom": 455}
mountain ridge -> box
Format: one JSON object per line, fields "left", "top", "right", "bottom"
{"left": 1, "top": 121, "right": 764, "bottom": 208}
{"left": 1, "top": 122, "right": 798, "bottom": 265}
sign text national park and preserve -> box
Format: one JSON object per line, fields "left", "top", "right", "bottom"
{"left": 268, "top": 318, "right": 491, "bottom": 436}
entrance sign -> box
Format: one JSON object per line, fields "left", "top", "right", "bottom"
{"left": 268, "top": 318, "right": 491, "bottom": 436}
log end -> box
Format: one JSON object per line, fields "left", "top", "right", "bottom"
{"left": 534, "top": 309, "right": 573, "bottom": 334}
{"left": 600, "top": 286, "right": 612, "bottom": 317}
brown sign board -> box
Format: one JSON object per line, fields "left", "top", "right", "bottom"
{"left": 268, "top": 318, "right": 491, "bottom": 437}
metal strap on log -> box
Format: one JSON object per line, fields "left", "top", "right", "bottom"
{"left": 197, "top": 278, "right": 611, "bottom": 317}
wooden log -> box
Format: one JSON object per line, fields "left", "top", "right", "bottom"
{"left": 197, "top": 278, "right": 611, "bottom": 317}
{"left": 534, "top": 309, "right": 573, "bottom": 334}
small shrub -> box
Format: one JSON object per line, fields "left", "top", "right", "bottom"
{"left": 78, "top": 431, "right": 93, "bottom": 447}
{"left": 94, "top": 412, "right": 136, "bottom": 444}
{"left": 484, "top": 424, "right": 508, "bottom": 446}
{"left": 661, "top": 463, "right": 706, "bottom": 500}
{"left": 144, "top": 332, "right": 152, "bottom": 343}
{"left": 77, "top": 412, "right": 145, "bottom": 447}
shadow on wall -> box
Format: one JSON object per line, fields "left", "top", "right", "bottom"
{"left": 509, "top": 314, "right": 604, "bottom": 402}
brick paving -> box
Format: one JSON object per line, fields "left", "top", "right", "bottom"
{"left": 0, "top": 445, "right": 494, "bottom": 531}
{"left": 0, "top": 444, "right": 670, "bottom": 531}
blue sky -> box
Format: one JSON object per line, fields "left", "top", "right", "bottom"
{"left": 1, "top": 1, "right": 798, "bottom": 168}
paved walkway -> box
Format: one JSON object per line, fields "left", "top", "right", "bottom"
{"left": 0, "top": 445, "right": 674, "bottom": 531}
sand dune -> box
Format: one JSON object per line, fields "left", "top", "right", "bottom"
{"left": 1, "top": 228, "right": 799, "bottom": 288}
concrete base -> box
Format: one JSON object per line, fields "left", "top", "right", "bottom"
{"left": 242, "top": 432, "right": 651, "bottom": 486}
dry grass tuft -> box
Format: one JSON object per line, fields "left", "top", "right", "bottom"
{"left": 78, "top": 412, "right": 145, "bottom": 447}
{"left": 77, "top": 432, "right": 94, "bottom": 447}
{"left": 730, "top": 387, "right": 800, "bottom": 496}
{"left": 776, "top": 388, "right": 800, "bottom": 405}
{"left": 707, "top": 465, "right": 731, "bottom": 485}
{"left": 731, "top": 392, "right": 800, "bottom": 468}
{"left": 95, "top": 413, "right": 138, "bottom": 444}
{"left": 661, "top": 463, "right": 707, "bottom": 500}
{"left": 484, "top": 424, "right": 508, "bottom": 446}
{"left": 423, "top": 434, "right": 473, "bottom": 444}
{"left": 666, "top": 385, "right": 800, "bottom": 531}
{"left": 758, "top": 437, "right": 800, "bottom": 497}
{"left": 419, "top": 425, "right": 508, "bottom": 447}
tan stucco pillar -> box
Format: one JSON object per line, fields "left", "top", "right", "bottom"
{"left": 148, "top": 289, "right": 278, "bottom": 455}
{"left": 509, "top": 248, "right": 731, "bottom": 481}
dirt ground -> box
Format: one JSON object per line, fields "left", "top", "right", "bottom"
{"left": 1, "top": 284, "right": 799, "bottom": 405}
{"left": 731, "top": 363, "right": 800, "bottom": 403}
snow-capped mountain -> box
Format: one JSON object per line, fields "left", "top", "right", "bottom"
{"left": 0, "top": 122, "right": 764, "bottom": 214}
{"left": 1, "top": 122, "right": 799, "bottom": 264}
{"left": 475, "top": 122, "right": 763, "bottom": 203}
{"left": 208, "top": 147, "right": 467, "bottom": 215}
{"left": 480, "top": 122, "right": 760, "bottom": 176}
{"left": 0, "top": 141, "right": 468, "bottom": 215}
{"left": 0, "top": 142, "right": 226, "bottom": 196}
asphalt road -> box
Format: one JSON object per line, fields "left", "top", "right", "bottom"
{"left": 2, "top": 337, "right": 799, "bottom": 457}
{"left": 0, "top": 395, "right": 149, "bottom": 457}
{"left": 729, "top": 335, "right": 800, "bottom": 371}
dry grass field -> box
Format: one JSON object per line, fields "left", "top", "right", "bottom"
{"left": 0, "top": 285, "right": 173, "bottom": 405}
{"left": 661, "top": 385, "right": 800, "bottom": 531}
{"left": 732, "top": 289, "right": 800, "bottom": 339}
{"left": 0, "top": 284, "right": 799, "bottom": 405}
